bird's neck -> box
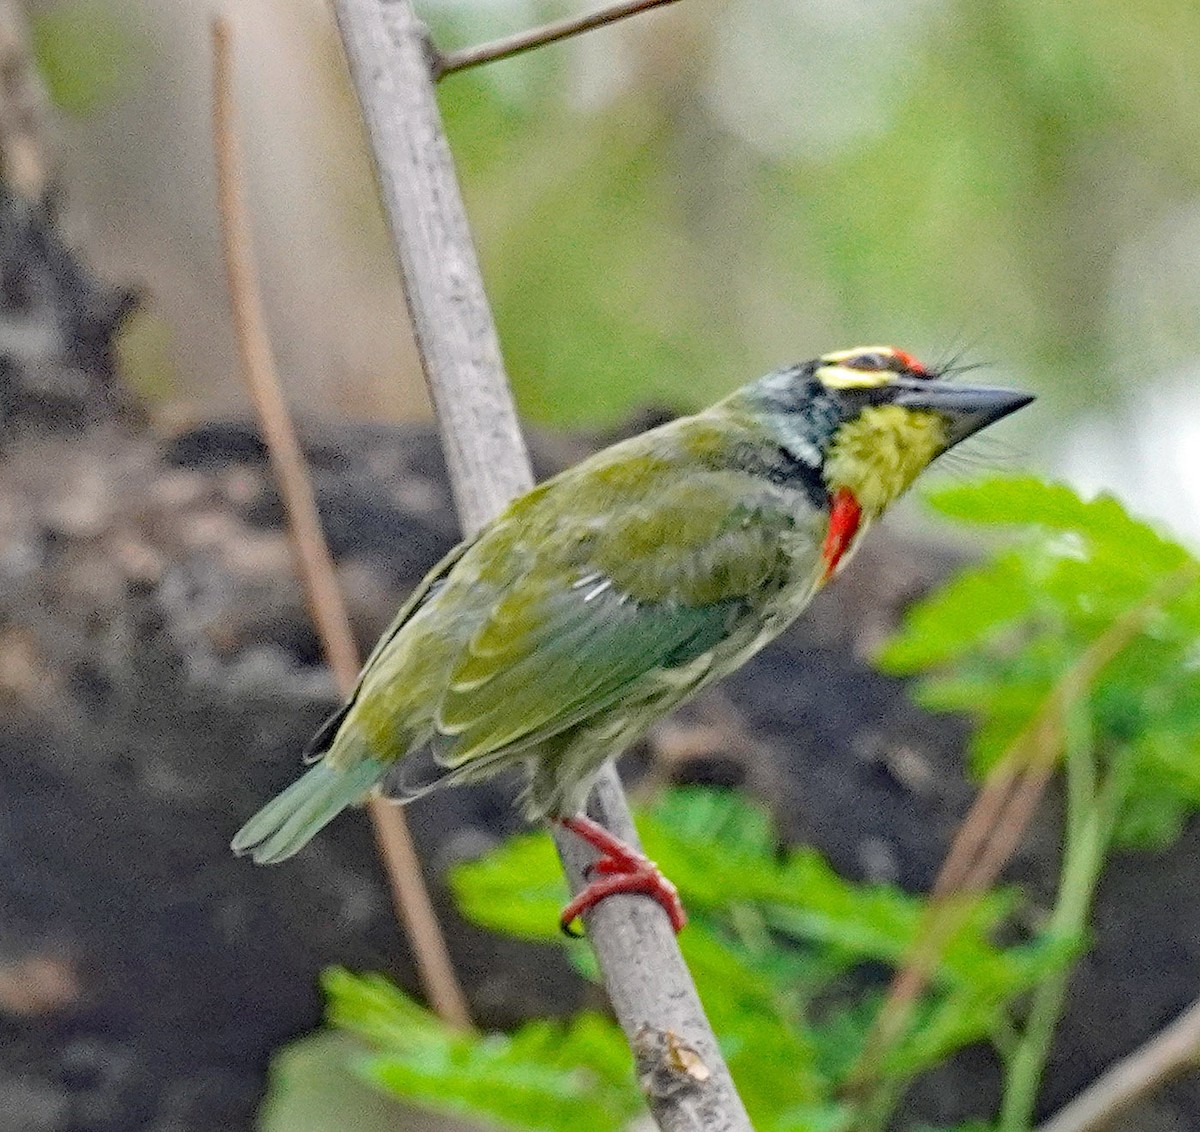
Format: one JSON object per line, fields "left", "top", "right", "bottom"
{"left": 820, "top": 487, "right": 864, "bottom": 581}
{"left": 718, "top": 382, "right": 837, "bottom": 487}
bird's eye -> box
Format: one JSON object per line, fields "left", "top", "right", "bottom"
{"left": 815, "top": 346, "right": 931, "bottom": 389}
{"left": 844, "top": 352, "right": 891, "bottom": 372}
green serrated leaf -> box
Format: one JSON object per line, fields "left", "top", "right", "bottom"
{"left": 925, "top": 477, "right": 1187, "bottom": 575}
{"left": 651, "top": 786, "right": 777, "bottom": 858}
{"left": 450, "top": 832, "right": 568, "bottom": 942}
{"left": 323, "top": 968, "right": 447, "bottom": 1051}
{"left": 878, "top": 552, "right": 1036, "bottom": 673}
{"left": 444, "top": 776, "right": 1090, "bottom": 1132}
{"left": 326, "top": 970, "right": 641, "bottom": 1132}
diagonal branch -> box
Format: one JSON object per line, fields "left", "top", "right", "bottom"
{"left": 434, "top": 0, "right": 682, "bottom": 80}
{"left": 328, "top": 1, "right": 752, "bottom": 1128}
{"left": 1036, "top": 994, "right": 1200, "bottom": 1132}
{"left": 211, "top": 14, "right": 472, "bottom": 1033}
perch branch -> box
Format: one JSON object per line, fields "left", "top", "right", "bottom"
{"left": 1036, "top": 994, "right": 1200, "bottom": 1132}
{"left": 434, "top": 0, "right": 682, "bottom": 80}
{"left": 211, "top": 15, "right": 472, "bottom": 1032}
{"left": 327, "top": 1, "right": 752, "bottom": 1127}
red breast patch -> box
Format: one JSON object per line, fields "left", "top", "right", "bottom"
{"left": 821, "top": 487, "right": 862, "bottom": 582}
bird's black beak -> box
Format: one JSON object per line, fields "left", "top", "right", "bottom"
{"left": 891, "top": 380, "right": 1035, "bottom": 448}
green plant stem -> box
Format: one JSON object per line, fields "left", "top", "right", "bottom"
{"left": 998, "top": 819, "right": 1100, "bottom": 1130}
{"left": 999, "top": 710, "right": 1131, "bottom": 1131}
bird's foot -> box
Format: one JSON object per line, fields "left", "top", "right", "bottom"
{"left": 555, "top": 813, "right": 687, "bottom": 937}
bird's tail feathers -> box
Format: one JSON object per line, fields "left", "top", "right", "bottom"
{"left": 231, "top": 756, "right": 386, "bottom": 864}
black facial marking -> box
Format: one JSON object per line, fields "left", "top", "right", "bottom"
{"left": 727, "top": 440, "right": 830, "bottom": 511}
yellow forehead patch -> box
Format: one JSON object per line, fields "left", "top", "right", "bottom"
{"left": 815, "top": 345, "right": 906, "bottom": 389}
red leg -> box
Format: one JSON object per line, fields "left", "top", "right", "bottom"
{"left": 555, "top": 814, "right": 687, "bottom": 936}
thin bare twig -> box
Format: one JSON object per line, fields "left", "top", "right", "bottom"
{"left": 0, "top": 0, "right": 55, "bottom": 199}
{"left": 211, "top": 14, "right": 472, "bottom": 1032}
{"left": 1036, "top": 995, "right": 1200, "bottom": 1132}
{"left": 330, "top": 1, "right": 751, "bottom": 1127}
{"left": 434, "top": 0, "right": 681, "bottom": 79}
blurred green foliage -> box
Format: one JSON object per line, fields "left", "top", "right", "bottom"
{"left": 432, "top": 0, "right": 1200, "bottom": 426}
{"left": 276, "top": 477, "right": 1200, "bottom": 1132}
{"left": 880, "top": 477, "right": 1200, "bottom": 1128}
{"left": 881, "top": 476, "right": 1200, "bottom": 851}
{"left": 328, "top": 971, "right": 641, "bottom": 1132}
{"left": 30, "top": 0, "right": 140, "bottom": 115}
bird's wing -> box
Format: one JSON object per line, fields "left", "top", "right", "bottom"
{"left": 302, "top": 538, "right": 472, "bottom": 761}
{"left": 432, "top": 466, "right": 798, "bottom": 767}
{"left": 432, "top": 579, "right": 743, "bottom": 765}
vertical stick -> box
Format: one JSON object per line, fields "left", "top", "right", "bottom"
{"left": 0, "top": 0, "right": 55, "bottom": 201}
{"left": 212, "top": 15, "right": 471, "bottom": 1033}
{"left": 328, "top": 2, "right": 752, "bottom": 1128}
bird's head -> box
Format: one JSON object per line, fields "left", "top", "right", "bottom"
{"left": 744, "top": 345, "right": 1033, "bottom": 518}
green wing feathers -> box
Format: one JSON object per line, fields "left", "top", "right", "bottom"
{"left": 422, "top": 447, "right": 802, "bottom": 768}
{"left": 433, "top": 581, "right": 743, "bottom": 764}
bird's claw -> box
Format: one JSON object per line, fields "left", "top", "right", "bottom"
{"left": 555, "top": 812, "right": 688, "bottom": 937}
{"left": 558, "top": 859, "right": 687, "bottom": 936}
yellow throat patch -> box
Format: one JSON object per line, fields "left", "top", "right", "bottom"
{"left": 824, "top": 405, "right": 947, "bottom": 516}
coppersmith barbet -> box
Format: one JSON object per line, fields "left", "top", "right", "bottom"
{"left": 233, "top": 347, "right": 1032, "bottom": 933}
